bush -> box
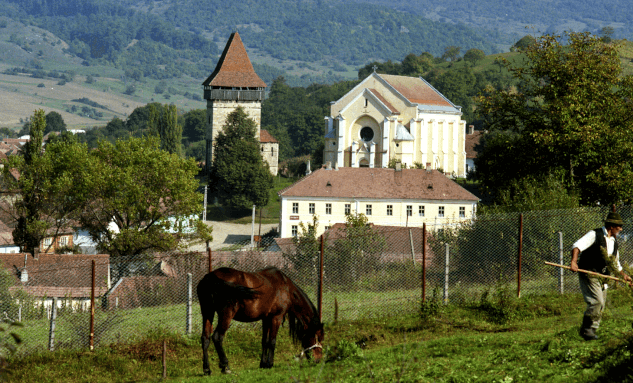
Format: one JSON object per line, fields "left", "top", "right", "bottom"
{"left": 37, "top": 83, "right": 45, "bottom": 88}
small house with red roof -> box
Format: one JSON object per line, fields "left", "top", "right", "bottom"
{"left": 324, "top": 71, "right": 467, "bottom": 176}
{"left": 203, "top": 32, "right": 279, "bottom": 175}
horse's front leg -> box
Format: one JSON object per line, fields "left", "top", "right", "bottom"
{"left": 260, "top": 316, "right": 282, "bottom": 368}
{"left": 200, "top": 312, "right": 214, "bottom": 375}
{"left": 212, "top": 314, "right": 233, "bottom": 374}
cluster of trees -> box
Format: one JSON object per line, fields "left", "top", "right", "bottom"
{"left": 475, "top": 31, "right": 633, "bottom": 206}
{"left": 2, "top": 109, "right": 212, "bottom": 258}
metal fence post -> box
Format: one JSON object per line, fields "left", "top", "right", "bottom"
{"left": 444, "top": 243, "right": 449, "bottom": 305}
{"left": 48, "top": 297, "right": 57, "bottom": 351}
{"left": 558, "top": 231, "right": 564, "bottom": 294}
{"left": 517, "top": 214, "right": 523, "bottom": 299}
{"left": 186, "top": 273, "right": 192, "bottom": 335}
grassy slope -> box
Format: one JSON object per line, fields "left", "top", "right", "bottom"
{"left": 6, "top": 289, "right": 633, "bottom": 382}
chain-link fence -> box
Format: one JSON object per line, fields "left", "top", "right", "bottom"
{"left": 2, "top": 205, "right": 632, "bottom": 354}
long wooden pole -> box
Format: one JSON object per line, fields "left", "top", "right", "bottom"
{"left": 422, "top": 223, "right": 426, "bottom": 303}
{"left": 318, "top": 234, "right": 324, "bottom": 322}
{"left": 544, "top": 262, "right": 626, "bottom": 283}
{"left": 517, "top": 214, "right": 523, "bottom": 298}
{"left": 90, "top": 260, "right": 95, "bottom": 351}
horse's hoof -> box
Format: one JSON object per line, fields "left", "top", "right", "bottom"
{"left": 203, "top": 369, "right": 211, "bottom": 376}
{"left": 222, "top": 368, "right": 232, "bottom": 375}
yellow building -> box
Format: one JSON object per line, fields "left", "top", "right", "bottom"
{"left": 278, "top": 166, "right": 479, "bottom": 238}
{"left": 324, "top": 71, "right": 467, "bottom": 176}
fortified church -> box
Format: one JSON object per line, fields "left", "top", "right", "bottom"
{"left": 202, "top": 32, "right": 279, "bottom": 176}
{"left": 324, "top": 71, "right": 467, "bottom": 177}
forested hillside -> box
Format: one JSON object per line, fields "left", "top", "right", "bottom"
{"left": 349, "top": 0, "right": 633, "bottom": 47}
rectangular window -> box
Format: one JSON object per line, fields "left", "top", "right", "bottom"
{"left": 292, "top": 202, "right": 299, "bottom": 214}
{"left": 309, "top": 203, "right": 315, "bottom": 214}
{"left": 345, "top": 203, "right": 351, "bottom": 215}
{"left": 291, "top": 225, "right": 298, "bottom": 237}
{"left": 43, "top": 237, "right": 52, "bottom": 246}
{"left": 366, "top": 204, "right": 372, "bottom": 215}
{"left": 438, "top": 206, "right": 445, "bottom": 218}
{"left": 419, "top": 205, "right": 425, "bottom": 217}
{"left": 406, "top": 205, "right": 412, "bottom": 216}
{"left": 59, "top": 236, "right": 68, "bottom": 246}
{"left": 324, "top": 226, "right": 331, "bottom": 231}
{"left": 459, "top": 206, "right": 466, "bottom": 218}
{"left": 326, "top": 203, "right": 332, "bottom": 215}
{"left": 387, "top": 205, "right": 393, "bottom": 216}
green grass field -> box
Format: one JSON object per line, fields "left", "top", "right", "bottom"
{"left": 6, "top": 287, "right": 633, "bottom": 382}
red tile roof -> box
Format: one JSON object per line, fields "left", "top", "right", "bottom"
{"left": 465, "top": 130, "right": 483, "bottom": 159}
{"left": 279, "top": 167, "right": 479, "bottom": 201}
{"left": 0, "top": 253, "right": 110, "bottom": 296}
{"left": 368, "top": 89, "right": 399, "bottom": 115}
{"left": 380, "top": 74, "right": 453, "bottom": 107}
{"left": 259, "top": 129, "right": 278, "bottom": 143}
{"left": 202, "top": 32, "right": 267, "bottom": 88}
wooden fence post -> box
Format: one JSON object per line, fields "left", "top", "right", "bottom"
{"left": 318, "top": 234, "right": 324, "bottom": 323}
{"left": 517, "top": 214, "right": 523, "bottom": 299}
{"left": 186, "top": 273, "right": 192, "bottom": 335}
{"left": 422, "top": 223, "right": 427, "bottom": 303}
{"left": 90, "top": 260, "right": 95, "bottom": 351}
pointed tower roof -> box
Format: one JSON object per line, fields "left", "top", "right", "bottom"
{"left": 202, "top": 32, "right": 267, "bottom": 88}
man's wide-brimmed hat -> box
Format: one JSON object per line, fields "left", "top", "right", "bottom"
{"left": 605, "top": 212, "right": 624, "bottom": 226}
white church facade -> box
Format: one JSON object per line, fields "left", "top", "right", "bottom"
{"left": 324, "top": 71, "right": 467, "bottom": 177}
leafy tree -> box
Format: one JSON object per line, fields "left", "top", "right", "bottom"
{"left": 210, "top": 107, "right": 273, "bottom": 210}
{"left": 284, "top": 215, "right": 321, "bottom": 286}
{"left": 44, "top": 111, "right": 66, "bottom": 134}
{"left": 79, "top": 136, "right": 211, "bottom": 261}
{"left": 463, "top": 48, "right": 485, "bottom": 65}
{"left": 510, "top": 35, "right": 537, "bottom": 52}
{"left": 600, "top": 26, "right": 615, "bottom": 43}
{"left": 441, "top": 46, "right": 461, "bottom": 62}
{"left": 159, "top": 104, "right": 182, "bottom": 156}
{"left": 476, "top": 32, "right": 633, "bottom": 205}
{"left": 182, "top": 109, "right": 206, "bottom": 143}
{"left": 326, "top": 213, "right": 387, "bottom": 288}
{"left": 2, "top": 110, "right": 91, "bottom": 254}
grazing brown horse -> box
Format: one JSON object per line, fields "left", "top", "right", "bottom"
{"left": 197, "top": 267, "right": 324, "bottom": 374}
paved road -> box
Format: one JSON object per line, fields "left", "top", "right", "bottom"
{"left": 188, "top": 221, "right": 278, "bottom": 251}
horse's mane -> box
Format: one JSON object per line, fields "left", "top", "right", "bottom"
{"left": 284, "top": 274, "right": 321, "bottom": 344}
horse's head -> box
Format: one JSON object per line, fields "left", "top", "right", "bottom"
{"left": 301, "top": 322, "right": 324, "bottom": 362}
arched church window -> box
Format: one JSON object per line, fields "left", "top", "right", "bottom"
{"left": 359, "top": 159, "right": 370, "bottom": 167}
{"left": 360, "top": 127, "right": 374, "bottom": 142}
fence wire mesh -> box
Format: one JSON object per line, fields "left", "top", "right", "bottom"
{"left": 3, "top": 205, "right": 633, "bottom": 354}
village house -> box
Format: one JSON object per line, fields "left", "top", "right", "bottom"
{"left": 278, "top": 166, "right": 479, "bottom": 238}
{"left": 324, "top": 70, "right": 468, "bottom": 176}
{"left": 0, "top": 252, "right": 110, "bottom": 313}
{"left": 202, "top": 32, "right": 279, "bottom": 175}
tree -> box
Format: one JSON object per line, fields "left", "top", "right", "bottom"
{"left": 44, "top": 111, "right": 66, "bottom": 134}
{"left": 2, "top": 110, "right": 91, "bottom": 254}
{"left": 325, "top": 213, "right": 387, "bottom": 288}
{"left": 284, "top": 215, "right": 321, "bottom": 286}
{"left": 441, "top": 46, "right": 461, "bottom": 62}
{"left": 210, "top": 107, "right": 273, "bottom": 210}
{"left": 510, "top": 35, "right": 537, "bottom": 52}
{"left": 476, "top": 31, "right": 633, "bottom": 204}
{"left": 159, "top": 104, "right": 182, "bottom": 156}
{"left": 79, "top": 136, "right": 211, "bottom": 261}
{"left": 182, "top": 109, "right": 206, "bottom": 143}
{"left": 463, "top": 48, "right": 485, "bottom": 65}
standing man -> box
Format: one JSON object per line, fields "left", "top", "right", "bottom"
{"left": 570, "top": 212, "right": 632, "bottom": 340}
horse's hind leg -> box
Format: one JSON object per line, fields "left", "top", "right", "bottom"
{"left": 200, "top": 311, "right": 215, "bottom": 375}
{"left": 212, "top": 313, "right": 234, "bottom": 374}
